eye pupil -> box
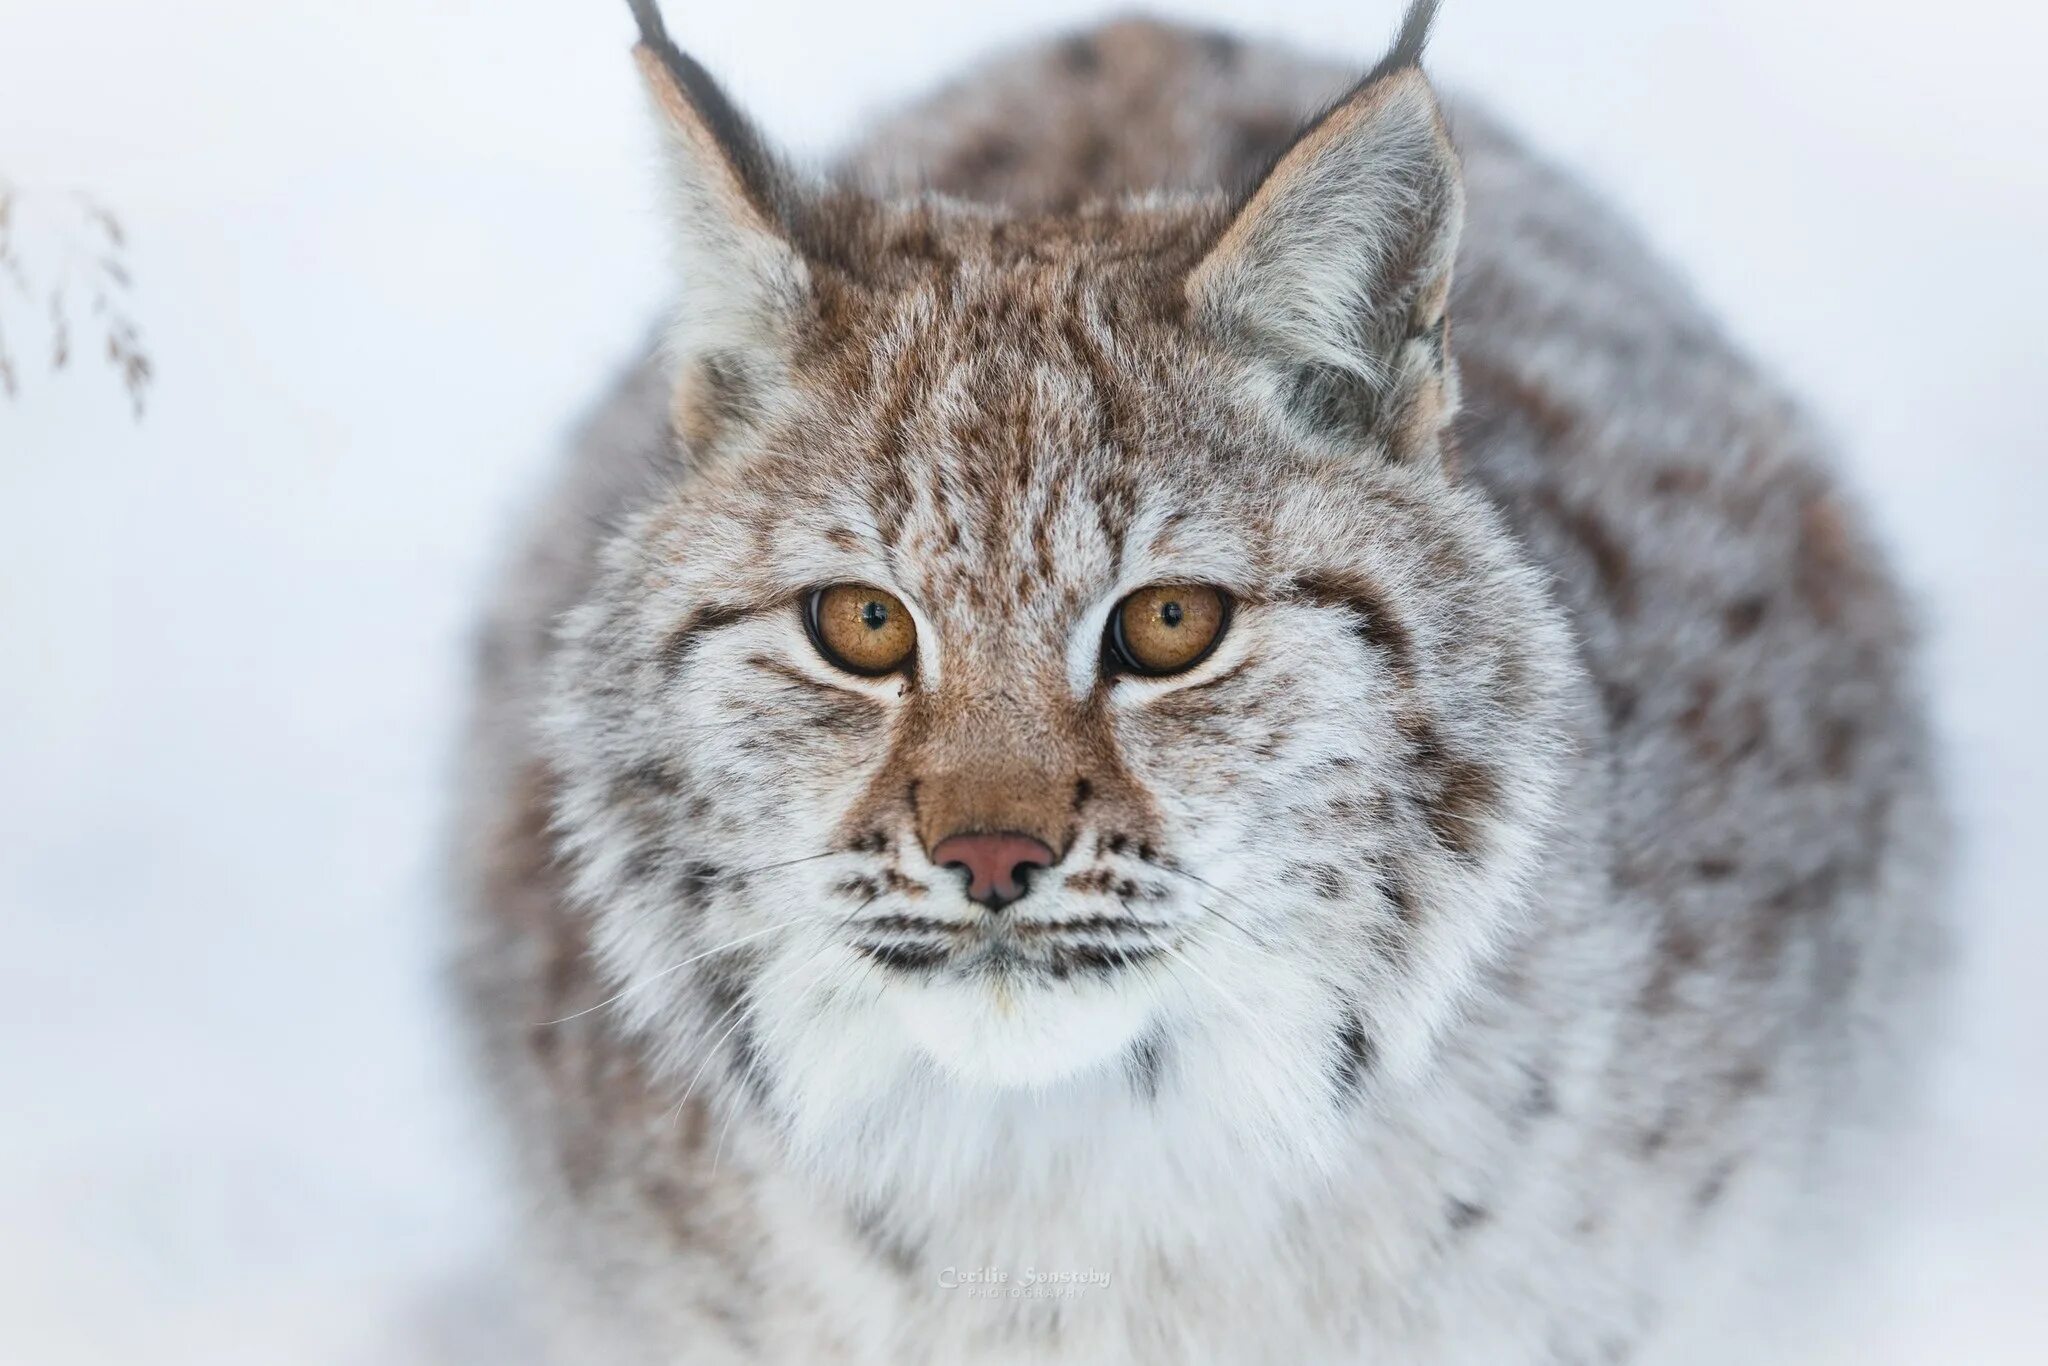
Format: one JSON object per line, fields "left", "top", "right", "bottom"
{"left": 808, "top": 584, "right": 916, "bottom": 676}
{"left": 1108, "top": 583, "right": 1229, "bottom": 677}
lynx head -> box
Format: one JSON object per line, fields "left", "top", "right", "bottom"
{"left": 549, "top": 1, "right": 1578, "bottom": 1195}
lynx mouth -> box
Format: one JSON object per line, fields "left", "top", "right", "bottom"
{"left": 852, "top": 919, "right": 1174, "bottom": 980}
{"left": 878, "top": 938, "right": 1169, "bottom": 1086}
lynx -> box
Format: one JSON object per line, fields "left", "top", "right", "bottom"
{"left": 452, "top": 2, "right": 1946, "bottom": 1361}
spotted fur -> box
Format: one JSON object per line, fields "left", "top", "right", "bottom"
{"left": 452, "top": 8, "right": 1945, "bottom": 1362}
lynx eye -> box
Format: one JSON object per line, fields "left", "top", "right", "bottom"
{"left": 1108, "top": 584, "right": 1230, "bottom": 676}
{"left": 805, "top": 584, "right": 917, "bottom": 676}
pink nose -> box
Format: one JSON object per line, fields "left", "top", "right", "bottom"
{"left": 929, "top": 831, "right": 1056, "bottom": 910}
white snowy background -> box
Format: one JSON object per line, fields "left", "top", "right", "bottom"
{"left": 1, "top": 0, "right": 2042, "bottom": 1361}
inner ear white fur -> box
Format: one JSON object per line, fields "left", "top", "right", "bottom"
{"left": 633, "top": 43, "right": 812, "bottom": 446}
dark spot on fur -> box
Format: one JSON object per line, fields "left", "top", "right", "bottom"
{"left": 1722, "top": 595, "right": 1767, "bottom": 639}
{"left": 696, "top": 954, "right": 759, "bottom": 1032}
{"left": 1775, "top": 859, "right": 1848, "bottom": 916}
{"left": 1693, "top": 856, "right": 1738, "bottom": 881}
{"left": 1064, "top": 867, "right": 1117, "bottom": 895}
{"left": 622, "top": 847, "right": 662, "bottom": 885}
{"left": 1601, "top": 680, "right": 1640, "bottom": 729}
{"left": 1013, "top": 913, "right": 1160, "bottom": 939}
{"left": 1820, "top": 716, "right": 1857, "bottom": 779}
{"left": 1331, "top": 1016, "right": 1377, "bottom": 1102}
{"left": 1294, "top": 571, "right": 1415, "bottom": 683}
{"left": 677, "top": 860, "right": 721, "bottom": 904}
{"left": 1446, "top": 1198, "right": 1491, "bottom": 1232}
{"left": 1725, "top": 696, "right": 1769, "bottom": 764}
{"left": 1202, "top": 29, "right": 1243, "bottom": 67}
{"left": 1692, "top": 1160, "right": 1737, "bottom": 1210}
{"left": 1281, "top": 361, "right": 1392, "bottom": 451}
{"left": 1378, "top": 866, "right": 1418, "bottom": 925}
{"left": 1324, "top": 792, "right": 1383, "bottom": 824}
{"left": 1722, "top": 1062, "right": 1769, "bottom": 1098}
{"left": 1650, "top": 465, "right": 1708, "bottom": 497}
{"left": 1044, "top": 942, "right": 1156, "bottom": 978}
{"left": 888, "top": 219, "right": 960, "bottom": 271}
{"left": 1058, "top": 35, "right": 1101, "bottom": 75}
{"left": 946, "top": 134, "right": 1023, "bottom": 189}
{"left": 849, "top": 1205, "right": 921, "bottom": 1278}
{"left": 681, "top": 350, "right": 766, "bottom": 447}
{"left": 1677, "top": 678, "right": 1717, "bottom": 748}
{"left": 1637, "top": 922, "right": 1702, "bottom": 1017}
{"left": 1635, "top": 1105, "right": 1681, "bottom": 1158}
{"left": 882, "top": 869, "right": 925, "bottom": 898}
{"left": 1586, "top": 1335, "right": 1639, "bottom": 1366}
{"left": 1399, "top": 715, "right": 1500, "bottom": 857}
{"left": 1305, "top": 863, "right": 1348, "bottom": 900}
{"left": 862, "top": 914, "right": 954, "bottom": 934}
{"left": 662, "top": 602, "right": 749, "bottom": 676}
{"left": 1072, "top": 777, "right": 1093, "bottom": 812}
{"left": 1746, "top": 861, "right": 1847, "bottom": 977}
{"left": 619, "top": 761, "right": 682, "bottom": 797}
{"left": 1516, "top": 1065, "right": 1560, "bottom": 1121}
{"left": 745, "top": 653, "right": 878, "bottom": 710}
{"left": 1127, "top": 1032, "right": 1166, "bottom": 1101}
{"left": 1459, "top": 352, "right": 1579, "bottom": 447}
{"left": 1535, "top": 488, "right": 1637, "bottom": 617}
{"left": 1426, "top": 757, "right": 1500, "bottom": 856}
{"left": 1399, "top": 710, "right": 1444, "bottom": 770}
{"left": 856, "top": 942, "right": 949, "bottom": 972}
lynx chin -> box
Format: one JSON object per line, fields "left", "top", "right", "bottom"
{"left": 452, "top": 2, "right": 1947, "bottom": 1360}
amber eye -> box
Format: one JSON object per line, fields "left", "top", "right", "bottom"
{"left": 805, "top": 584, "right": 917, "bottom": 676}
{"left": 1107, "top": 584, "right": 1230, "bottom": 676}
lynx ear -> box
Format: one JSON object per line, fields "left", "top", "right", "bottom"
{"left": 628, "top": 0, "right": 810, "bottom": 452}
{"left": 1187, "top": 0, "right": 1462, "bottom": 467}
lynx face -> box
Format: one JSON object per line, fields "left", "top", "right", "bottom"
{"left": 546, "top": 7, "right": 1578, "bottom": 1187}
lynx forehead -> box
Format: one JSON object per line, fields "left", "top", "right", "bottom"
{"left": 455, "top": 4, "right": 1943, "bottom": 1361}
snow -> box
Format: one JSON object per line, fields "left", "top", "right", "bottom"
{"left": 1, "top": 1, "right": 2042, "bottom": 1360}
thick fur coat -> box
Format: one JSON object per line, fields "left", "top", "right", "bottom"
{"left": 451, "top": 6, "right": 1946, "bottom": 1361}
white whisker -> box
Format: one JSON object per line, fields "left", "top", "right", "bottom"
{"left": 709, "top": 948, "right": 858, "bottom": 1173}
{"left": 1166, "top": 930, "right": 1298, "bottom": 1065}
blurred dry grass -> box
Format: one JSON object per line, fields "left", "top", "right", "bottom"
{"left": 0, "top": 182, "right": 151, "bottom": 416}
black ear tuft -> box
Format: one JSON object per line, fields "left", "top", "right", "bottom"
{"left": 624, "top": 0, "right": 786, "bottom": 225}
{"left": 1236, "top": 1, "right": 1443, "bottom": 214}
{"left": 1367, "top": 0, "right": 1442, "bottom": 85}
{"left": 624, "top": 0, "right": 815, "bottom": 456}
{"left": 624, "top": 0, "right": 670, "bottom": 49}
